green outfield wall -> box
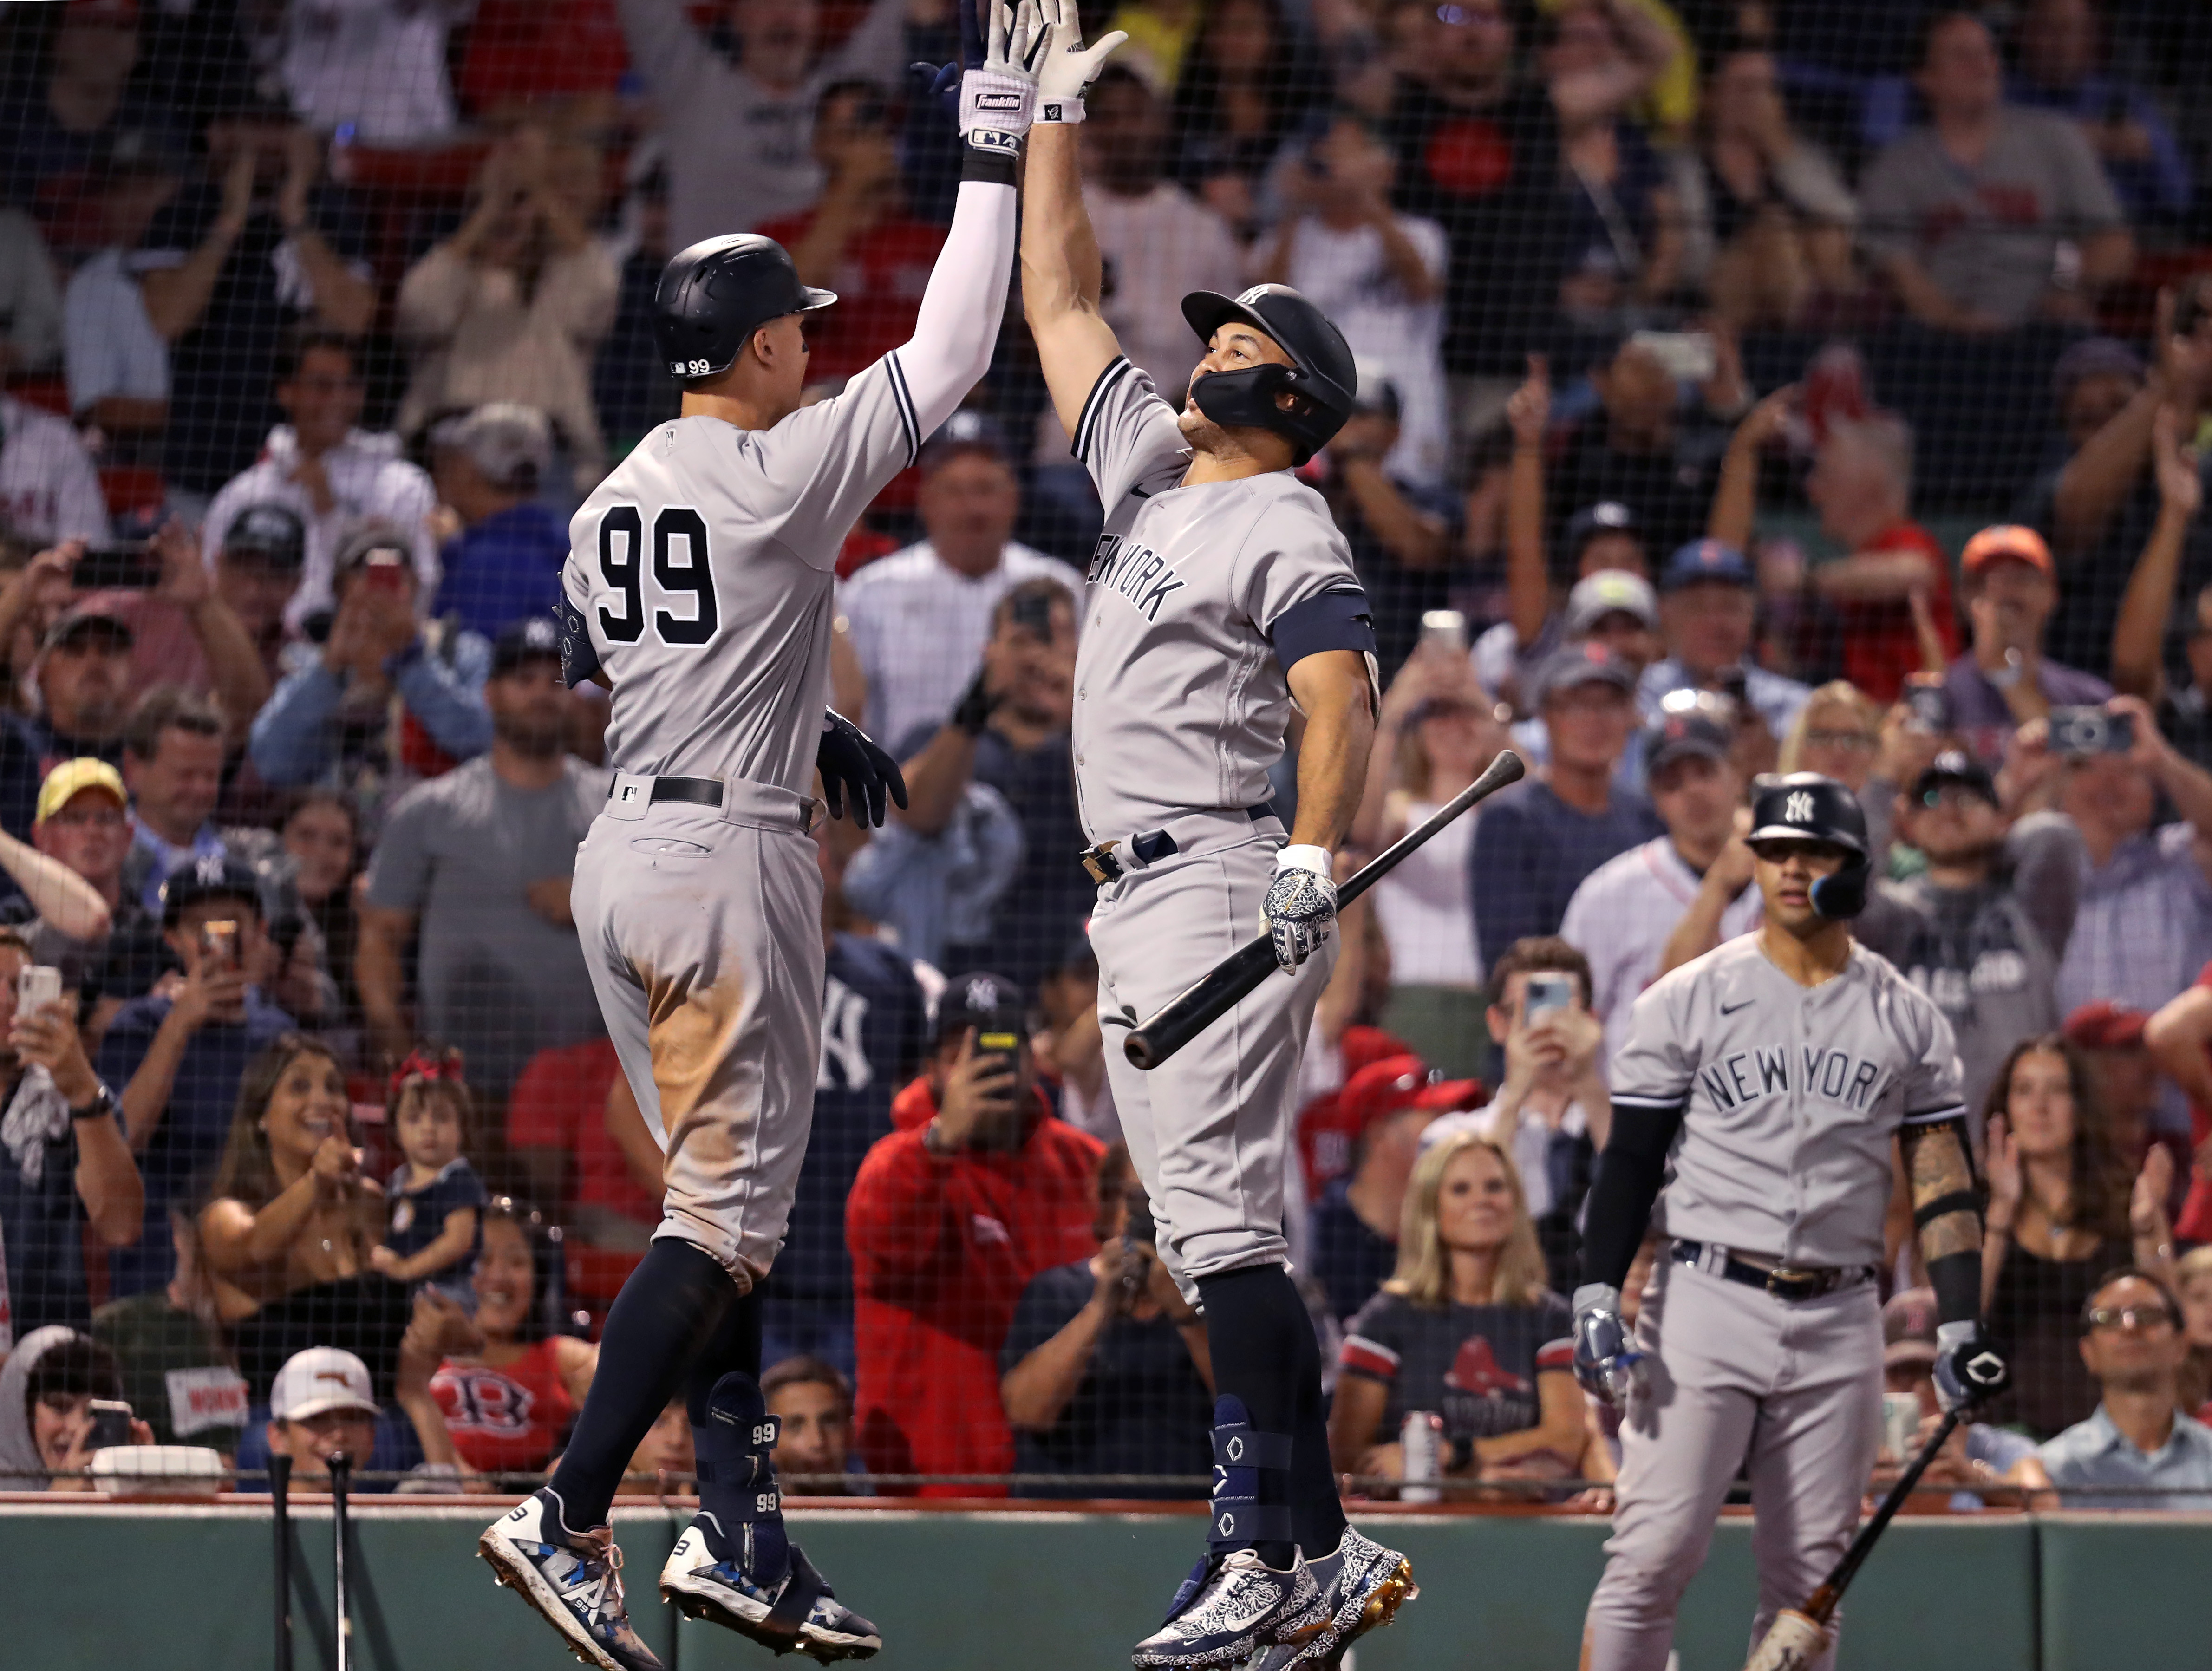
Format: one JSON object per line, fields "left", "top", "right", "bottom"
{"left": 0, "top": 1500, "right": 2197, "bottom": 1669}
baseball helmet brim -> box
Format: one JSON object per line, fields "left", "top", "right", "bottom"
{"left": 1744, "top": 824, "right": 1866, "bottom": 856}
{"left": 1182, "top": 290, "right": 1282, "bottom": 356}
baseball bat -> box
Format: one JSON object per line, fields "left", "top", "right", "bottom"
{"left": 331, "top": 1451, "right": 353, "bottom": 1671}
{"left": 1740, "top": 1408, "right": 1962, "bottom": 1671}
{"left": 1124, "top": 748, "right": 1524, "bottom": 1070}
{"left": 271, "top": 1452, "right": 294, "bottom": 1671}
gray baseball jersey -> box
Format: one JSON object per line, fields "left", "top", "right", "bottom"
{"left": 1067, "top": 354, "right": 1371, "bottom": 841}
{"left": 561, "top": 354, "right": 922, "bottom": 789}
{"left": 1610, "top": 934, "right": 1966, "bottom": 1267}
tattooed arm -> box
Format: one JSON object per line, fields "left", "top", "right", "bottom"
{"left": 1899, "top": 1116, "right": 2012, "bottom": 1410}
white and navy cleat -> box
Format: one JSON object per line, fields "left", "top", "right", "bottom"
{"left": 659, "top": 1514, "right": 881, "bottom": 1663}
{"left": 478, "top": 1488, "right": 666, "bottom": 1671}
{"left": 1132, "top": 1547, "right": 1327, "bottom": 1670}
{"left": 1239, "top": 1526, "right": 1418, "bottom": 1670}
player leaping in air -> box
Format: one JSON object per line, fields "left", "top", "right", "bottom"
{"left": 475, "top": 3, "right": 1049, "bottom": 1666}
{"left": 1021, "top": 3, "right": 1415, "bottom": 1666}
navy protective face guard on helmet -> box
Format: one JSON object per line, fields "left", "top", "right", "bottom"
{"left": 1180, "top": 286, "right": 1357, "bottom": 465}
{"left": 1744, "top": 771, "right": 1871, "bottom": 920}
{"left": 653, "top": 233, "right": 839, "bottom": 383}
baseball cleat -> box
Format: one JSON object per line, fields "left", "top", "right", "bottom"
{"left": 656, "top": 1368, "right": 881, "bottom": 1662}
{"left": 1240, "top": 1526, "right": 1418, "bottom": 1670}
{"left": 478, "top": 1488, "right": 665, "bottom": 1671}
{"left": 1131, "top": 1547, "right": 1326, "bottom": 1669}
{"left": 659, "top": 1517, "right": 881, "bottom": 1662}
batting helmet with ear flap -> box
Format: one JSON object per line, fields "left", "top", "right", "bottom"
{"left": 1746, "top": 771, "right": 1871, "bottom": 920}
{"left": 1181, "top": 285, "right": 1357, "bottom": 465}
{"left": 652, "top": 234, "right": 837, "bottom": 383}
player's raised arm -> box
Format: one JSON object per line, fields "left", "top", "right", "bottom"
{"left": 893, "top": 0, "right": 1052, "bottom": 433}
{"left": 1020, "top": 0, "right": 1129, "bottom": 439}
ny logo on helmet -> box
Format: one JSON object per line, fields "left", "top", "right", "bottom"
{"left": 1237, "top": 286, "right": 1271, "bottom": 307}
{"left": 1784, "top": 791, "right": 1815, "bottom": 824}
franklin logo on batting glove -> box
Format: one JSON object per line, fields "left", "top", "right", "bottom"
{"left": 1262, "top": 845, "right": 1337, "bottom": 973}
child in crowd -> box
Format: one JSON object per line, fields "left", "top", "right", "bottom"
{"left": 371, "top": 1047, "right": 487, "bottom": 1290}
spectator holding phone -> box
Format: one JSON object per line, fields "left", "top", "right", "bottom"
{"left": 98, "top": 856, "right": 294, "bottom": 1298}
{"left": 1469, "top": 937, "right": 1606, "bottom": 1296}
{"left": 247, "top": 524, "right": 495, "bottom": 811}
{"left": 0, "top": 924, "right": 143, "bottom": 1338}
{"left": 0, "top": 760, "right": 149, "bottom": 1023}
{"left": 2041, "top": 694, "right": 2212, "bottom": 1021}
{"left": 1857, "top": 751, "right": 2082, "bottom": 1119}
{"left": 0, "top": 1328, "right": 154, "bottom": 1492}
{"left": 999, "top": 1144, "right": 1214, "bottom": 1499}
{"left": 847, "top": 973, "right": 1105, "bottom": 1496}
{"left": 1942, "top": 526, "right": 2111, "bottom": 765}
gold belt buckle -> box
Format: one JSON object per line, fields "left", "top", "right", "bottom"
{"left": 1081, "top": 840, "right": 1122, "bottom": 885}
{"left": 1766, "top": 1265, "right": 1822, "bottom": 1299}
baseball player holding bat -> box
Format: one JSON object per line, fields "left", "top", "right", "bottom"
{"left": 1572, "top": 772, "right": 2011, "bottom": 1671}
{"left": 1021, "top": 3, "right": 1413, "bottom": 1664}
{"left": 476, "top": 3, "right": 1048, "bottom": 1665}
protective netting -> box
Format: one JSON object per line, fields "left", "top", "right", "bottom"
{"left": 0, "top": 0, "right": 2208, "bottom": 1513}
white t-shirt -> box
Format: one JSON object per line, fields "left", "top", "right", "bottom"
{"left": 201, "top": 425, "right": 439, "bottom": 632}
{"left": 1273, "top": 213, "right": 1450, "bottom": 486}
{"left": 0, "top": 396, "right": 109, "bottom": 545}
{"left": 837, "top": 539, "right": 1088, "bottom": 749}
{"left": 1371, "top": 796, "right": 1481, "bottom": 987}
{"left": 1082, "top": 183, "right": 1244, "bottom": 407}
{"left": 282, "top": 0, "right": 461, "bottom": 143}
{"left": 64, "top": 250, "right": 169, "bottom": 413}
{"left": 1559, "top": 836, "right": 1764, "bottom": 1069}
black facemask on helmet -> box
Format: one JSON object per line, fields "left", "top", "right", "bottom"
{"left": 1188, "top": 364, "right": 1340, "bottom": 465}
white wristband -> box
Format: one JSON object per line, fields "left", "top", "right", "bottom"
{"left": 1275, "top": 844, "right": 1331, "bottom": 879}
{"left": 1038, "top": 96, "right": 1084, "bottom": 123}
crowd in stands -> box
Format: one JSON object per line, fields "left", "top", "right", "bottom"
{"left": 7, "top": 0, "right": 2212, "bottom": 1510}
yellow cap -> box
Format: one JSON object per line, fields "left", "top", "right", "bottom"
{"left": 36, "top": 757, "right": 126, "bottom": 826}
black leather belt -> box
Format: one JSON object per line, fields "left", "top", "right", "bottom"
{"left": 612, "top": 775, "right": 723, "bottom": 808}
{"left": 1079, "top": 805, "right": 1273, "bottom": 884}
{"left": 1671, "top": 1239, "right": 1875, "bottom": 1303}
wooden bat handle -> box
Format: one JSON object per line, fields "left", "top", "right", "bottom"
{"left": 1123, "top": 749, "right": 1524, "bottom": 1070}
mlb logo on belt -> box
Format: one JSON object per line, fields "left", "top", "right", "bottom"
{"left": 619, "top": 783, "right": 644, "bottom": 803}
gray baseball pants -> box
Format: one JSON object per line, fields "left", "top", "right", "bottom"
{"left": 571, "top": 773, "right": 826, "bottom": 1293}
{"left": 1090, "top": 814, "right": 1335, "bottom": 1304}
{"left": 1582, "top": 1256, "right": 1883, "bottom": 1671}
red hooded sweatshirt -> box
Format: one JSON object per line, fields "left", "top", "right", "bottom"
{"left": 846, "top": 1077, "right": 1105, "bottom": 1496}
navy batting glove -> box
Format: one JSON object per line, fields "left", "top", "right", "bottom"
{"left": 818, "top": 710, "right": 908, "bottom": 828}
{"left": 1932, "top": 1323, "right": 2009, "bottom": 1412}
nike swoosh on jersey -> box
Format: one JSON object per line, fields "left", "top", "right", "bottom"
{"left": 1719, "top": 999, "right": 1754, "bottom": 1015}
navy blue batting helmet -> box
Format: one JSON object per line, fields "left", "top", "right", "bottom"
{"left": 653, "top": 234, "right": 836, "bottom": 384}
{"left": 1181, "top": 284, "right": 1357, "bottom": 465}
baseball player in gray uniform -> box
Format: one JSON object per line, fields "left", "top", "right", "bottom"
{"left": 1571, "top": 772, "right": 2012, "bottom": 1671}
{"left": 1019, "top": 3, "right": 1413, "bottom": 1665}
{"left": 476, "top": 5, "right": 1050, "bottom": 1666}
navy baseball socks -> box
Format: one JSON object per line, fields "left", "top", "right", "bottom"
{"left": 659, "top": 1371, "right": 881, "bottom": 1662}
{"left": 488, "top": 1240, "right": 879, "bottom": 1669}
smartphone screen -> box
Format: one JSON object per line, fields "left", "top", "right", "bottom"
{"left": 1420, "top": 609, "right": 1468, "bottom": 657}
{"left": 85, "top": 1399, "right": 134, "bottom": 1453}
{"left": 1524, "top": 972, "right": 1574, "bottom": 1022}
{"left": 198, "top": 920, "right": 240, "bottom": 971}
{"left": 16, "top": 964, "right": 59, "bottom": 1015}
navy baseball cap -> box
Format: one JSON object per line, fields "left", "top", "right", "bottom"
{"left": 1661, "top": 539, "right": 1754, "bottom": 592}
{"left": 935, "top": 969, "right": 1029, "bottom": 1044}
{"left": 1911, "top": 749, "right": 1998, "bottom": 806}
{"left": 221, "top": 502, "right": 307, "bottom": 574}
{"left": 491, "top": 617, "right": 563, "bottom": 676}
{"left": 1529, "top": 640, "right": 1636, "bottom": 707}
{"left": 1646, "top": 710, "right": 1733, "bottom": 777}
{"left": 160, "top": 852, "right": 265, "bottom": 927}
{"left": 918, "top": 410, "right": 1011, "bottom": 476}
{"left": 1563, "top": 500, "right": 1639, "bottom": 563}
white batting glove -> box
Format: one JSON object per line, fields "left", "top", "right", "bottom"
{"left": 1262, "top": 845, "right": 1337, "bottom": 974}
{"left": 960, "top": 0, "right": 1049, "bottom": 156}
{"left": 1034, "top": 0, "right": 1128, "bottom": 124}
